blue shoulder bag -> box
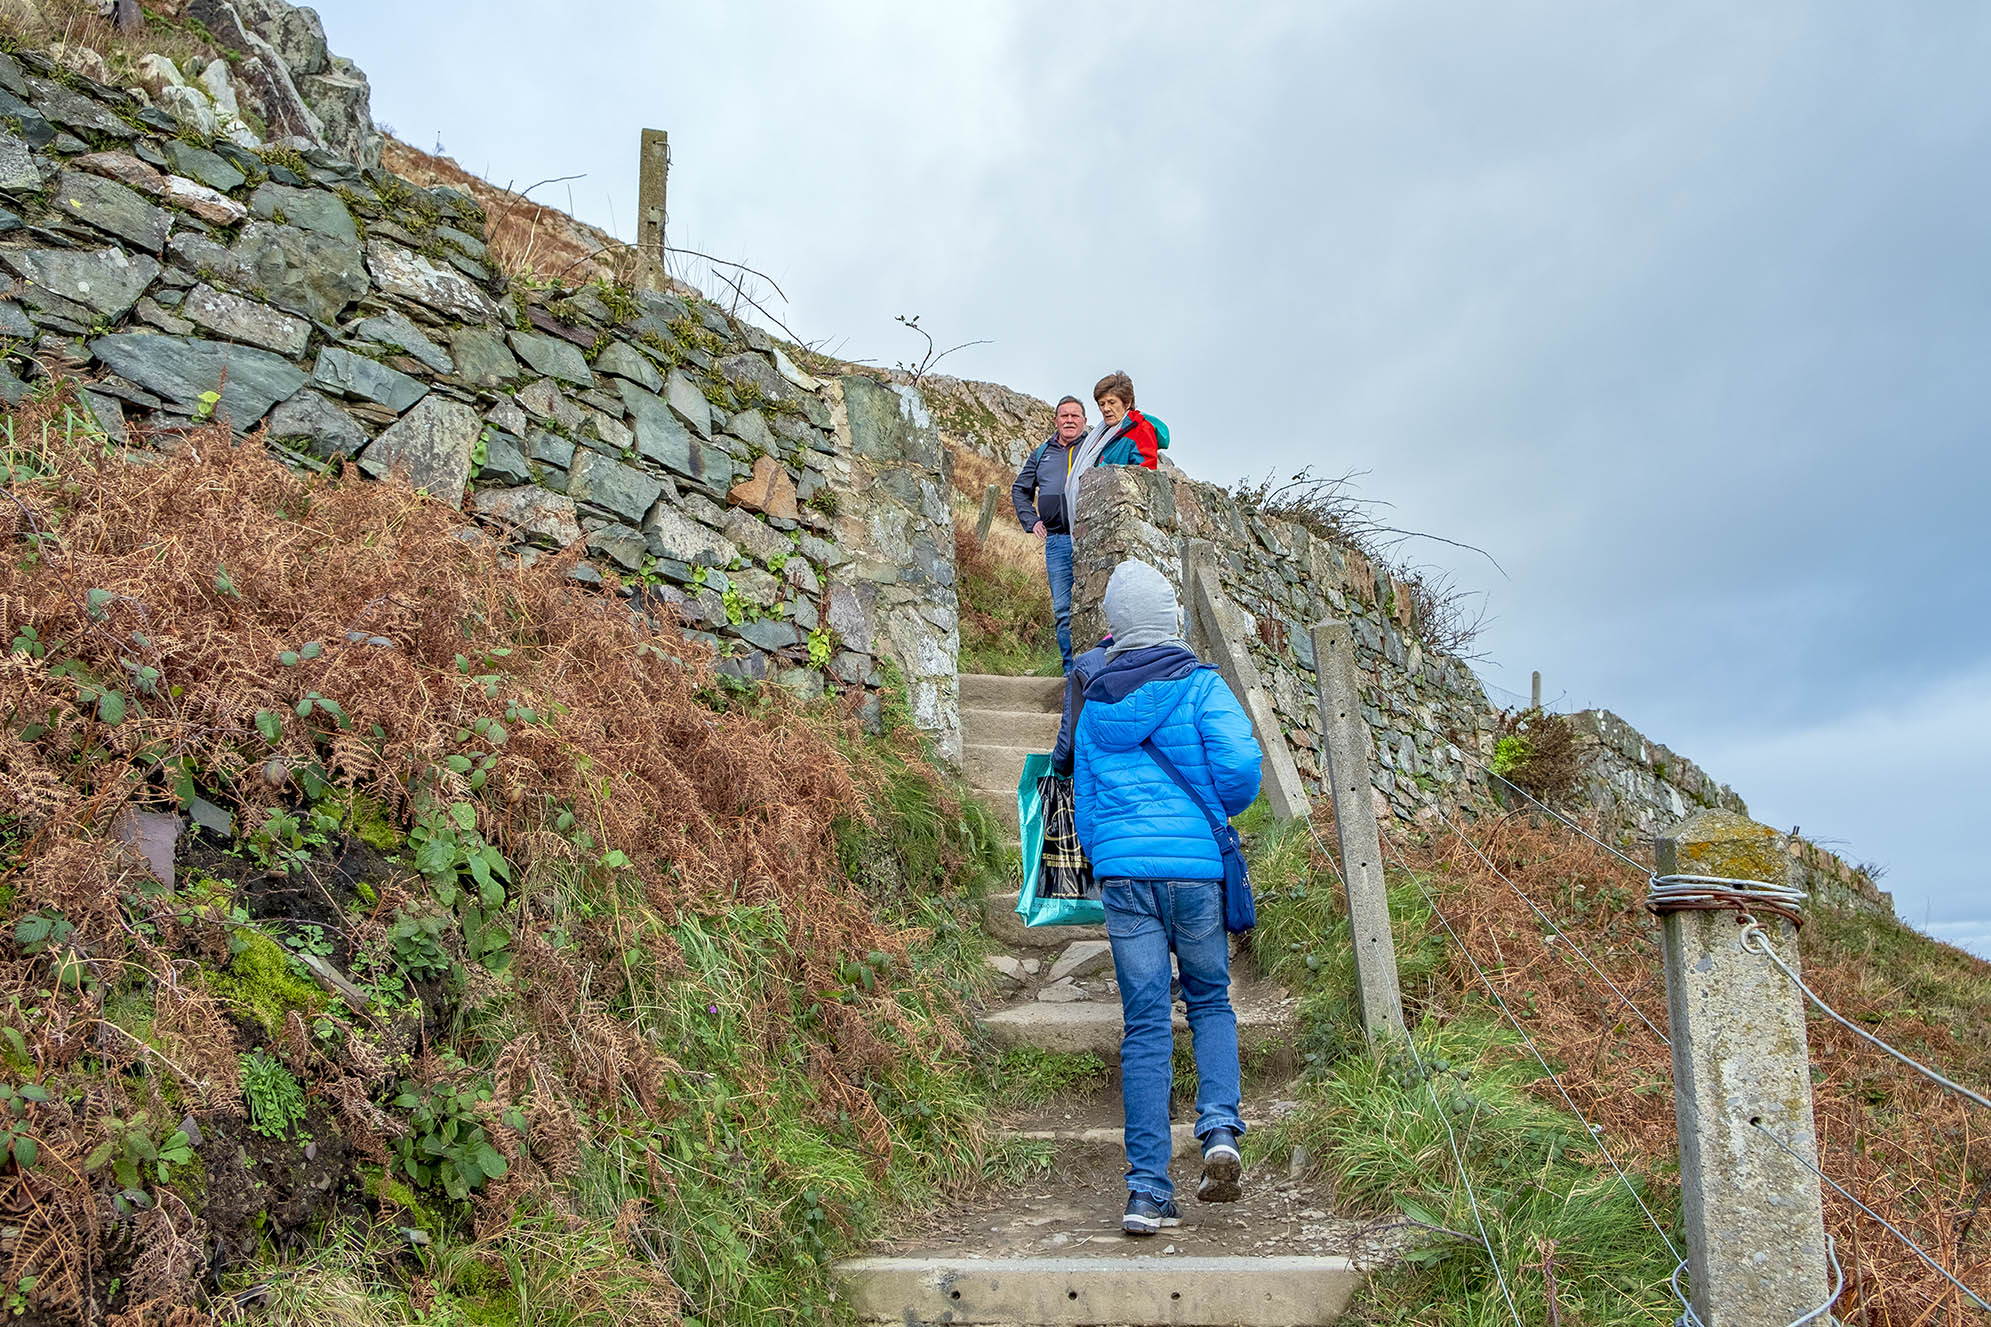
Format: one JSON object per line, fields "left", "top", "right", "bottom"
{"left": 1138, "top": 738, "right": 1255, "bottom": 933}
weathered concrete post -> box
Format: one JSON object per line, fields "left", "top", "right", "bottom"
{"left": 1656, "top": 810, "right": 1831, "bottom": 1324}
{"left": 635, "top": 129, "right": 670, "bottom": 293}
{"left": 1530, "top": 670, "right": 1541, "bottom": 710}
{"left": 974, "top": 482, "right": 1000, "bottom": 544}
{"left": 1308, "top": 620, "right": 1406, "bottom": 1043}
{"left": 1183, "top": 541, "right": 1311, "bottom": 822}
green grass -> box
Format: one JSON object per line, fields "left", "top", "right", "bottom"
{"left": 956, "top": 540, "right": 1062, "bottom": 677}
{"left": 988, "top": 1046, "right": 1110, "bottom": 1108}
{"left": 1240, "top": 811, "right": 1682, "bottom": 1325}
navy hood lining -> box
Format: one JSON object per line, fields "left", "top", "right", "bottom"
{"left": 1082, "top": 644, "right": 1207, "bottom": 705}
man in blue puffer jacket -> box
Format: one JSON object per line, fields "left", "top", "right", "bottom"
{"left": 1073, "top": 559, "right": 1263, "bottom": 1235}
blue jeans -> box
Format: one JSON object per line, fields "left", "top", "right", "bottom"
{"left": 1044, "top": 533, "right": 1074, "bottom": 671}
{"left": 1102, "top": 878, "right": 1245, "bottom": 1201}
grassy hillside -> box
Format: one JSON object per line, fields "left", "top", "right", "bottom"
{"left": 0, "top": 390, "right": 1024, "bottom": 1325}
{"left": 1239, "top": 804, "right": 1991, "bottom": 1324}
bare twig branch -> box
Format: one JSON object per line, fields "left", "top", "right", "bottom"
{"left": 894, "top": 314, "right": 991, "bottom": 386}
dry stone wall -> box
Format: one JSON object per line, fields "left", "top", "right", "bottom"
{"left": 1066, "top": 464, "right": 1893, "bottom": 916}
{"left": 0, "top": 48, "right": 959, "bottom": 752}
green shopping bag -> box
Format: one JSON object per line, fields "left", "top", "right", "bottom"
{"left": 1015, "top": 752, "right": 1105, "bottom": 928}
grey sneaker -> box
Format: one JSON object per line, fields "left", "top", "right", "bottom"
{"left": 1122, "top": 1191, "right": 1182, "bottom": 1236}
{"left": 1197, "top": 1128, "right": 1242, "bottom": 1202}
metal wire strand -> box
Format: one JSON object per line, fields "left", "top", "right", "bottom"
{"left": 1749, "top": 1120, "right": 1991, "bottom": 1313}
{"left": 1669, "top": 1233, "right": 1845, "bottom": 1327}
{"left": 1379, "top": 831, "right": 1684, "bottom": 1264}
{"left": 1399, "top": 1021, "right": 1529, "bottom": 1327}
{"left": 1737, "top": 923, "right": 1991, "bottom": 1113}
{"left": 1434, "top": 805, "right": 1674, "bottom": 1048}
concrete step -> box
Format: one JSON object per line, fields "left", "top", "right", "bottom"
{"left": 837, "top": 1254, "right": 1362, "bottom": 1324}
{"left": 960, "top": 673, "right": 1066, "bottom": 712}
{"left": 983, "top": 891, "right": 1107, "bottom": 949}
{"left": 1003, "top": 1120, "right": 1201, "bottom": 1158}
{"left": 963, "top": 705, "right": 1063, "bottom": 750}
{"left": 979, "top": 993, "right": 1293, "bottom": 1058}
{"left": 972, "top": 792, "right": 1021, "bottom": 835}
{"left": 965, "top": 742, "right": 1040, "bottom": 796}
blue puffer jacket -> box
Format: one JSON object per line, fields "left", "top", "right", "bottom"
{"left": 1073, "top": 644, "right": 1262, "bottom": 881}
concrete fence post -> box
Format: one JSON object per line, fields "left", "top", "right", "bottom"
{"left": 974, "top": 482, "right": 1000, "bottom": 544}
{"left": 635, "top": 129, "right": 671, "bottom": 293}
{"left": 1656, "top": 809, "right": 1831, "bottom": 1325}
{"left": 1308, "top": 620, "right": 1406, "bottom": 1044}
{"left": 1182, "top": 541, "right": 1310, "bottom": 822}
{"left": 1530, "top": 669, "right": 1541, "bottom": 711}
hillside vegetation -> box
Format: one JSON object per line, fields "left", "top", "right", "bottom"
{"left": 1239, "top": 805, "right": 1991, "bottom": 1324}
{"left": 0, "top": 390, "right": 1021, "bottom": 1325}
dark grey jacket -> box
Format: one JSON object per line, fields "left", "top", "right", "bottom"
{"left": 1011, "top": 434, "right": 1079, "bottom": 534}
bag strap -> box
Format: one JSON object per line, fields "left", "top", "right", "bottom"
{"left": 1139, "top": 738, "right": 1226, "bottom": 833}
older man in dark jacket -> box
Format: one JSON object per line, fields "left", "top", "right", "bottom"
{"left": 1011, "top": 396, "right": 1089, "bottom": 671}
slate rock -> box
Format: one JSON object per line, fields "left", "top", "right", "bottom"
{"left": 0, "top": 246, "right": 158, "bottom": 319}
{"left": 722, "top": 509, "right": 791, "bottom": 566}
{"left": 358, "top": 394, "right": 482, "bottom": 505}
{"left": 663, "top": 368, "right": 713, "bottom": 438}
{"left": 527, "top": 430, "right": 574, "bottom": 468}
{"left": 478, "top": 431, "right": 531, "bottom": 484}
{"left": 26, "top": 76, "right": 137, "bottom": 140}
{"left": 182, "top": 283, "right": 311, "bottom": 357}
{"left": 517, "top": 377, "right": 584, "bottom": 430}
{"left": 266, "top": 388, "right": 366, "bottom": 458}
{"left": 618, "top": 378, "right": 735, "bottom": 495}
{"left": 168, "top": 222, "right": 368, "bottom": 324}
{"left": 448, "top": 326, "right": 519, "bottom": 386}
{"left": 643, "top": 503, "right": 738, "bottom": 567}
{"left": 567, "top": 451, "right": 663, "bottom": 524}
{"left": 825, "top": 584, "right": 872, "bottom": 653}
{"left": 365, "top": 241, "right": 495, "bottom": 323}
{"left": 727, "top": 409, "right": 776, "bottom": 455}
{"left": 727, "top": 454, "right": 799, "bottom": 520}
{"left": 0, "top": 206, "right": 19, "bottom": 234}
{"left": 716, "top": 351, "right": 789, "bottom": 405}
{"left": 74, "top": 152, "right": 245, "bottom": 225}
{"left": 164, "top": 141, "right": 245, "bottom": 194}
{"left": 594, "top": 339, "right": 661, "bottom": 393}
{"left": 0, "top": 130, "right": 39, "bottom": 191}
{"left": 249, "top": 182, "right": 357, "bottom": 244}
{"left": 586, "top": 523, "right": 648, "bottom": 571}
{"left": 313, "top": 346, "right": 427, "bottom": 412}
{"left": 0, "top": 301, "right": 31, "bottom": 338}
{"left": 736, "top": 618, "right": 800, "bottom": 652}
{"left": 508, "top": 330, "right": 593, "bottom": 387}
{"left": 351, "top": 309, "right": 451, "bottom": 373}
{"left": 484, "top": 397, "right": 529, "bottom": 436}
{"left": 0, "top": 90, "right": 53, "bottom": 148}
{"left": 89, "top": 332, "right": 308, "bottom": 427}
{"left": 842, "top": 374, "right": 942, "bottom": 469}
{"left": 473, "top": 485, "right": 580, "bottom": 546}
{"left": 54, "top": 170, "right": 171, "bottom": 252}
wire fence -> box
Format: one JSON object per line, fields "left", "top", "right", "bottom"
{"left": 1343, "top": 761, "right": 1991, "bottom": 1323}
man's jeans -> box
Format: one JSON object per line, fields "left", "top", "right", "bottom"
{"left": 1044, "top": 533, "right": 1074, "bottom": 671}
{"left": 1102, "top": 878, "right": 1245, "bottom": 1201}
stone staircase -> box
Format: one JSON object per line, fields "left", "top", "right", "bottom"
{"left": 832, "top": 675, "right": 1382, "bottom": 1324}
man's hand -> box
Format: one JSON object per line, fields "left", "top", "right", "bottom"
{"left": 1033, "top": 521, "right": 1047, "bottom": 538}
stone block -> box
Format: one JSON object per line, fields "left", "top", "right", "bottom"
{"left": 567, "top": 451, "right": 664, "bottom": 524}
{"left": 3, "top": 246, "right": 160, "bottom": 319}
{"left": 509, "top": 330, "right": 593, "bottom": 387}
{"left": 182, "top": 283, "right": 311, "bottom": 357}
{"left": 472, "top": 485, "right": 580, "bottom": 547}
{"left": 351, "top": 309, "right": 452, "bottom": 373}
{"left": 449, "top": 326, "right": 520, "bottom": 386}
{"left": 313, "top": 346, "right": 427, "bottom": 412}
{"left": 664, "top": 368, "right": 712, "bottom": 438}
{"left": 266, "top": 388, "right": 365, "bottom": 459}
{"left": 727, "top": 454, "right": 799, "bottom": 519}
{"left": 169, "top": 222, "right": 368, "bottom": 325}
{"left": 90, "top": 333, "right": 306, "bottom": 427}
{"left": 358, "top": 394, "right": 481, "bottom": 505}
{"left": 365, "top": 240, "right": 495, "bottom": 323}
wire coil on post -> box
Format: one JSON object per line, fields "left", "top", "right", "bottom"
{"left": 1647, "top": 873, "right": 1808, "bottom": 930}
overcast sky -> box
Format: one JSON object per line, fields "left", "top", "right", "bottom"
{"left": 316, "top": 1, "right": 1989, "bottom": 952}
